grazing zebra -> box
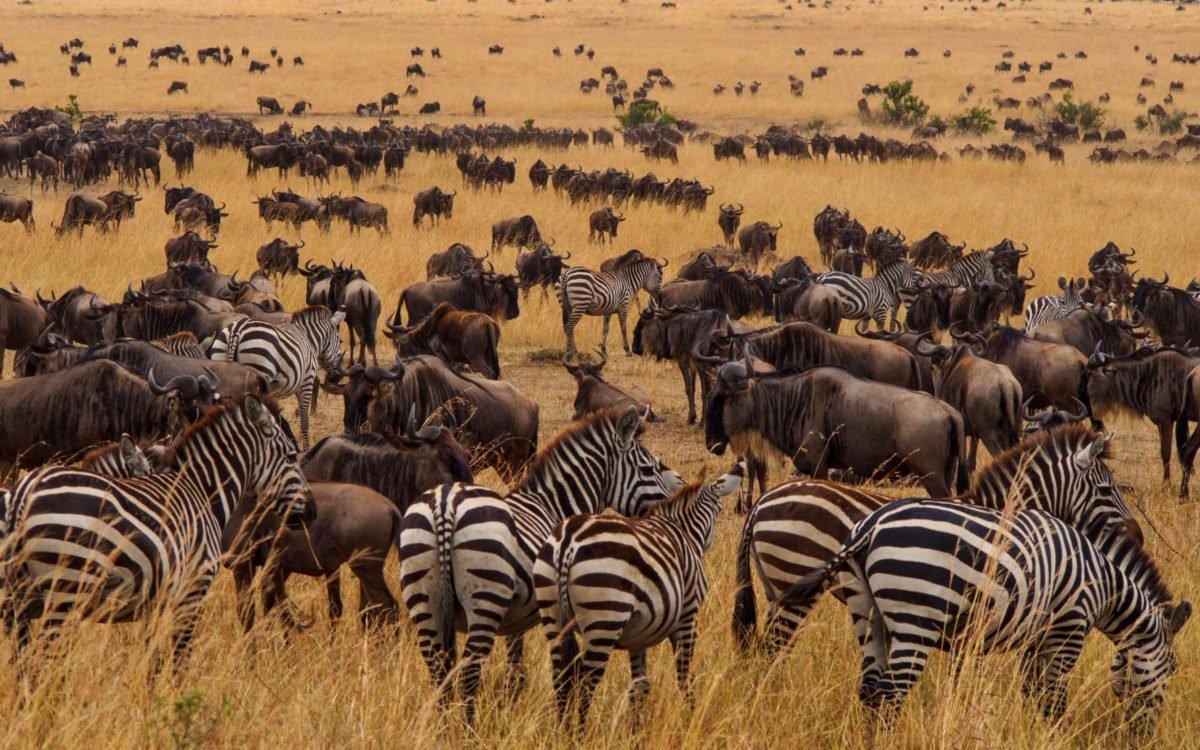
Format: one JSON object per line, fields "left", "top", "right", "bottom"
{"left": 782, "top": 500, "right": 1189, "bottom": 730}
{"left": 399, "top": 407, "right": 682, "bottom": 722}
{"left": 914, "top": 250, "right": 996, "bottom": 288}
{"left": 1025, "top": 276, "right": 1086, "bottom": 330}
{"left": 733, "top": 423, "right": 1138, "bottom": 652}
{"left": 813, "top": 259, "right": 919, "bottom": 329}
{"left": 534, "top": 462, "right": 744, "bottom": 729}
{"left": 557, "top": 254, "right": 668, "bottom": 355}
{"left": 0, "top": 396, "right": 313, "bottom": 667}
{"left": 209, "top": 306, "right": 344, "bottom": 448}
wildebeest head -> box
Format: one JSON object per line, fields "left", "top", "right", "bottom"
{"left": 481, "top": 272, "right": 521, "bottom": 320}
{"left": 1022, "top": 395, "right": 1090, "bottom": 435}
{"left": 322, "top": 362, "right": 405, "bottom": 432}
{"left": 147, "top": 366, "right": 221, "bottom": 427}
{"left": 703, "top": 351, "right": 755, "bottom": 455}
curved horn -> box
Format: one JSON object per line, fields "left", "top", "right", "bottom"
{"left": 593, "top": 348, "right": 608, "bottom": 368}
{"left": 657, "top": 256, "right": 669, "bottom": 268}
{"left": 1021, "top": 267, "right": 1036, "bottom": 282}
{"left": 146, "top": 368, "right": 197, "bottom": 396}
{"left": 691, "top": 336, "right": 724, "bottom": 365}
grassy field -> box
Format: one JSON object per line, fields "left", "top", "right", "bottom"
{"left": 2, "top": 0, "right": 1200, "bottom": 747}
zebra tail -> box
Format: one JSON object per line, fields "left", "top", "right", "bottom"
{"left": 553, "top": 543, "right": 581, "bottom": 679}
{"left": 431, "top": 491, "right": 458, "bottom": 670}
{"left": 732, "top": 509, "right": 759, "bottom": 652}
{"left": 778, "top": 517, "right": 873, "bottom": 610}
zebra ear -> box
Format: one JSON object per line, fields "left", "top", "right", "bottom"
{"left": 119, "top": 435, "right": 150, "bottom": 477}
{"left": 616, "top": 406, "right": 641, "bottom": 447}
{"left": 712, "top": 466, "right": 744, "bottom": 497}
{"left": 330, "top": 311, "right": 347, "bottom": 327}
{"left": 1168, "top": 601, "right": 1192, "bottom": 636}
{"left": 244, "top": 395, "right": 276, "bottom": 434}
{"left": 1074, "top": 436, "right": 1107, "bottom": 469}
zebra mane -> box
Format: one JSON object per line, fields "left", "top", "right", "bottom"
{"left": 516, "top": 408, "right": 645, "bottom": 486}
{"left": 160, "top": 394, "right": 283, "bottom": 466}
{"left": 1095, "top": 526, "right": 1172, "bottom": 605}
{"left": 292, "top": 305, "right": 334, "bottom": 322}
{"left": 646, "top": 476, "right": 708, "bottom": 518}
{"left": 78, "top": 441, "right": 125, "bottom": 470}
{"left": 972, "top": 422, "right": 1111, "bottom": 494}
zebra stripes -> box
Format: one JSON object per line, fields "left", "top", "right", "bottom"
{"left": 0, "top": 396, "right": 312, "bottom": 667}
{"left": 209, "top": 306, "right": 344, "bottom": 449}
{"left": 782, "top": 500, "right": 1189, "bottom": 729}
{"left": 557, "top": 257, "right": 666, "bottom": 354}
{"left": 814, "top": 259, "right": 919, "bottom": 328}
{"left": 533, "top": 462, "right": 743, "bottom": 729}
{"left": 915, "top": 250, "right": 996, "bottom": 288}
{"left": 733, "top": 423, "right": 1137, "bottom": 652}
{"left": 1025, "top": 278, "right": 1085, "bottom": 330}
{"left": 398, "top": 407, "right": 682, "bottom": 722}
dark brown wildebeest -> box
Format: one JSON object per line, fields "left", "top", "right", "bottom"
{"left": 386, "top": 301, "right": 501, "bottom": 379}
{"left": 515, "top": 245, "right": 569, "bottom": 298}
{"left": 677, "top": 251, "right": 731, "bottom": 281}
{"left": 290, "top": 99, "right": 310, "bottom": 116}
{"left": 773, "top": 255, "right": 814, "bottom": 283}
{"left": 491, "top": 214, "right": 542, "bottom": 251}
{"left": 773, "top": 279, "right": 843, "bottom": 333}
{"left": 256, "top": 237, "right": 304, "bottom": 284}
{"left": 562, "top": 350, "right": 660, "bottom": 421}
{"left": 8, "top": 79, "right": 24, "bottom": 89}
{"left": 418, "top": 101, "right": 441, "bottom": 114}
{"left": 245, "top": 142, "right": 299, "bottom": 178}
{"left": 588, "top": 206, "right": 625, "bottom": 244}
{"left": 528, "top": 159, "right": 551, "bottom": 190}
{"left": 53, "top": 190, "right": 140, "bottom": 235}
{"left": 812, "top": 205, "right": 865, "bottom": 268}
{"left": 412, "top": 186, "right": 455, "bottom": 227}
{"left": 737, "top": 220, "right": 782, "bottom": 267}
{"left": 909, "top": 231, "right": 966, "bottom": 270}
{"left": 249, "top": 60, "right": 269, "bottom": 73}
{"left": 324, "top": 196, "right": 389, "bottom": 235}
{"left": 659, "top": 271, "right": 772, "bottom": 319}
{"left": 917, "top": 339, "right": 1023, "bottom": 480}
{"left": 962, "top": 325, "right": 1087, "bottom": 412}
{"left": 488, "top": 44, "right": 504, "bottom": 55}
{"left": 252, "top": 196, "right": 302, "bottom": 229}
{"left": 1132, "top": 273, "right": 1200, "bottom": 348}
{"left": 641, "top": 140, "right": 678, "bottom": 163}
{"left": 472, "top": 95, "right": 486, "bottom": 115}
{"left": 426, "top": 243, "right": 485, "bottom": 279}
{"left": 713, "top": 137, "right": 746, "bottom": 161}
{"left": 0, "top": 286, "right": 47, "bottom": 375}
{"left": 167, "top": 80, "right": 188, "bottom": 94}
{"left": 406, "top": 63, "right": 425, "bottom": 77}
{"left": 256, "top": 95, "right": 283, "bottom": 114}
{"left": 164, "top": 232, "right": 217, "bottom": 267}
{"left": 0, "top": 192, "right": 34, "bottom": 231}
{"left": 718, "top": 203, "right": 744, "bottom": 246}
{"left": 36, "top": 287, "right": 109, "bottom": 345}
{"left": 327, "top": 356, "right": 538, "bottom": 480}
{"left": 705, "top": 359, "right": 964, "bottom": 497}
{"left": 1028, "top": 308, "right": 1145, "bottom": 358}
{"left": 394, "top": 270, "right": 520, "bottom": 324}
{"left": 173, "top": 199, "right": 227, "bottom": 235}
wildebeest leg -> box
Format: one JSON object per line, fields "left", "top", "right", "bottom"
{"left": 325, "top": 571, "right": 344, "bottom": 628}
{"left": 347, "top": 326, "right": 359, "bottom": 366}
{"left": 1157, "top": 419, "right": 1172, "bottom": 482}
{"left": 1178, "top": 418, "right": 1200, "bottom": 498}
{"left": 503, "top": 634, "right": 526, "bottom": 699}
{"left": 680, "top": 359, "right": 697, "bottom": 424}
{"left": 351, "top": 558, "right": 396, "bottom": 627}
{"left": 231, "top": 558, "right": 258, "bottom": 632}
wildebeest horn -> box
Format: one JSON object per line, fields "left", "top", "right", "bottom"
{"left": 775, "top": 221, "right": 783, "bottom": 230}
{"left": 406, "top": 404, "right": 420, "bottom": 438}
{"left": 1022, "top": 396, "right": 1049, "bottom": 423}
{"left": 1161, "top": 271, "right": 1170, "bottom": 286}
{"left": 691, "top": 336, "right": 724, "bottom": 366}
{"left": 1021, "top": 267, "right": 1036, "bottom": 282}
{"left": 200, "top": 367, "right": 220, "bottom": 393}
{"left": 914, "top": 334, "right": 941, "bottom": 357}
{"left": 1068, "top": 397, "right": 1089, "bottom": 420}
{"left": 146, "top": 368, "right": 198, "bottom": 397}
{"left": 854, "top": 319, "right": 871, "bottom": 336}
{"left": 735, "top": 203, "right": 743, "bottom": 212}
{"left": 35, "top": 288, "right": 50, "bottom": 307}
{"left": 720, "top": 203, "right": 731, "bottom": 212}
{"left": 657, "top": 256, "right": 669, "bottom": 268}
{"left": 593, "top": 348, "right": 608, "bottom": 368}
{"left": 547, "top": 236, "right": 557, "bottom": 247}
{"left": 1019, "top": 243, "right": 1029, "bottom": 255}
{"left": 559, "top": 250, "right": 572, "bottom": 260}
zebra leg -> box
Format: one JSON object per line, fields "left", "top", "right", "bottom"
{"left": 627, "top": 649, "right": 650, "bottom": 732}
{"left": 670, "top": 619, "right": 698, "bottom": 706}
{"left": 549, "top": 630, "right": 582, "bottom": 724}
{"left": 503, "top": 634, "right": 526, "bottom": 699}
{"left": 398, "top": 503, "right": 458, "bottom": 695}
{"left": 295, "top": 386, "right": 311, "bottom": 450}
{"left": 871, "top": 638, "right": 931, "bottom": 723}
{"left": 169, "top": 577, "right": 215, "bottom": 670}
{"left": 576, "top": 635, "right": 614, "bottom": 731}
{"left": 1023, "top": 636, "right": 1083, "bottom": 721}
{"left": 563, "top": 311, "right": 582, "bottom": 355}
{"left": 600, "top": 314, "right": 612, "bottom": 353}
{"left": 764, "top": 600, "right": 812, "bottom": 653}
{"left": 617, "top": 309, "right": 631, "bottom": 354}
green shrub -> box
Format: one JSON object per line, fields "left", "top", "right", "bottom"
{"left": 1157, "top": 110, "right": 1190, "bottom": 135}
{"left": 954, "top": 106, "right": 996, "bottom": 135}
{"left": 616, "top": 101, "right": 677, "bottom": 129}
{"left": 1055, "top": 91, "right": 1105, "bottom": 130}
{"left": 879, "top": 80, "right": 929, "bottom": 127}
{"left": 55, "top": 94, "right": 83, "bottom": 125}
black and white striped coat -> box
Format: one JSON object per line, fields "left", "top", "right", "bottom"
{"left": 915, "top": 250, "right": 996, "bottom": 288}
{"left": 556, "top": 257, "right": 665, "bottom": 354}
{"left": 398, "top": 407, "right": 682, "bottom": 722}
{"left": 813, "top": 259, "right": 918, "bottom": 328}
{"left": 0, "top": 397, "right": 312, "bottom": 667}
{"left": 783, "top": 500, "right": 1189, "bottom": 728}
{"left": 208, "top": 306, "right": 344, "bottom": 448}
{"left": 733, "top": 424, "right": 1137, "bottom": 652}
{"left": 533, "top": 463, "right": 743, "bottom": 728}
{"left": 1024, "top": 277, "right": 1085, "bottom": 330}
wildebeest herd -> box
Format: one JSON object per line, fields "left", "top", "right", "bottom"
{"left": 0, "top": 18, "right": 1198, "bottom": 744}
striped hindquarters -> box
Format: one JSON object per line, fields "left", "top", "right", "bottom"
{"left": 210, "top": 319, "right": 311, "bottom": 397}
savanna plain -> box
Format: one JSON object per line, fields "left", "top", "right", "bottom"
{"left": 2, "top": 0, "right": 1200, "bottom": 747}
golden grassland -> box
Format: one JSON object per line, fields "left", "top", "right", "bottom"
{"left": 1, "top": 0, "right": 1200, "bottom": 747}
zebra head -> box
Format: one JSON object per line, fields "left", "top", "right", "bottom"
{"left": 599, "top": 406, "right": 682, "bottom": 516}
{"left": 1109, "top": 596, "right": 1191, "bottom": 734}
{"left": 239, "top": 395, "right": 315, "bottom": 529}
{"left": 314, "top": 308, "right": 346, "bottom": 372}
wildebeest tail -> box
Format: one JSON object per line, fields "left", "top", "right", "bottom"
{"left": 486, "top": 321, "right": 501, "bottom": 379}
{"left": 949, "top": 412, "right": 967, "bottom": 495}
{"left": 732, "top": 510, "right": 759, "bottom": 651}
{"left": 1001, "top": 384, "right": 1020, "bottom": 447}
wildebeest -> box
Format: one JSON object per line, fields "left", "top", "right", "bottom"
{"left": 773, "top": 278, "right": 843, "bottom": 333}
{"left": 562, "top": 350, "right": 660, "bottom": 421}
{"left": 737, "top": 221, "right": 782, "bottom": 267}
{"left": 164, "top": 232, "right": 218, "bottom": 267}
{"left": 324, "top": 196, "right": 389, "bottom": 234}
{"left": 659, "top": 271, "right": 773, "bottom": 319}
{"left": 1132, "top": 273, "right": 1200, "bottom": 348}
{"left": 588, "top": 206, "right": 625, "bottom": 244}
{"left": 406, "top": 63, "right": 425, "bottom": 77}
{"left": 677, "top": 250, "right": 732, "bottom": 281}
{"left": 326, "top": 356, "right": 538, "bottom": 480}
{"left": 249, "top": 60, "right": 270, "bottom": 73}
{"left": 1028, "top": 308, "right": 1146, "bottom": 358}
{"left": 812, "top": 205, "right": 865, "bottom": 268}
{"left": 412, "top": 186, "right": 455, "bottom": 227}
{"left": 962, "top": 326, "right": 1088, "bottom": 411}
{"left": 426, "top": 243, "right": 485, "bottom": 279}
{"left": 418, "top": 101, "right": 441, "bottom": 115}
{"left": 515, "top": 245, "right": 570, "bottom": 298}
{"left": 472, "top": 95, "right": 486, "bottom": 116}
{"left": 386, "top": 301, "right": 501, "bottom": 379}
{"left": 53, "top": 190, "right": 141, "bottom": 235}
{"left": 167, "top": 80, "right": 188, "bottom": 94}
{"left": 290, "top": 100, "right": 311, "bottom": 116}
{"left": 0, "top": 287, "right": 47, "bottom": 375}
{"left": 718, "top": 203, "right": 744, "bottom": 246}
{"left": 705, "top": 359, "right": 964, "bottom": 496}
{"left": 0, "top": 192, "right": 35, "bottom": 231}
{"left": 909, "top": 231, "right": 966, "bottom": 270}
{"left": 394, "top": 270, "right": 520, "bottom": 324}
{"left": 491, "top": 214, "right": 542, "bottom": 251}
{"left": 256, "top": 237, "right": 304, "bottom": 283}
{"left": 256, "top": 95, "right": 284, "bottom": 114}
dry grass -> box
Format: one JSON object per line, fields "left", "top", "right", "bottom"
{"left": 1, "top": 0, "right": 1200, "bottom": 747}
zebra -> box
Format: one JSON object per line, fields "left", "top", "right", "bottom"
{"left": 534, "top": 462, "right": 744, "bottom": 730}
{"left": 781, "top": 500, "right": 1190, "bottom": 731}
{"left": 152, "top": 331, "right": 210, "bottom": 358}
{"left": 733, "top": 423, "right": 1138, "bottom": 653}
{"left": 1024, "top": 276, "right": 1086, "bottom": 330}
{"left": 208, "top": 306, "right": 344, "bottom": 449}
{"left": 0, "top": 396, "right": 313, "bottom": 668}
{"left": 398, "top": 406, "right": 682, "bottom": 722}
{"left": 556, "top": 254, "right": 668, "bottom": 355}
{"left": 813, "top": 259, "right": 919, "bottom": 329}
{"left": 77, "top": 435, "right": 152, "bottom": 478}
{"left": 914, "top": 249, "right": 996, "bottom": 288}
